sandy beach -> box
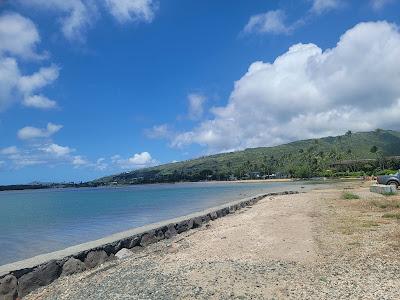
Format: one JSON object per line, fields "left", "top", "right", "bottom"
{"left": 24, "top": 181, "right": 400, "bottom": 299}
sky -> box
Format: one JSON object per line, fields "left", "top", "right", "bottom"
{"left": 0, "top": 0, "right": 400, "bottom": 184}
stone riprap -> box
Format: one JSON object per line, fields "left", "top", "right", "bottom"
{"left": 0, "top": 191, "right": 298, "bottom": 300}
{"left": 370, "top": 184, "right": 397, "bottom": 194}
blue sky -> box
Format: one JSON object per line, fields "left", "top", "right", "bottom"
{"left": 1, "top": 0, "right": 400, "bottom": 184}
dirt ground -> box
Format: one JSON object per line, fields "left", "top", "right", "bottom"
{"left": 26, "top": 181, "right": 400, "bottom": 299}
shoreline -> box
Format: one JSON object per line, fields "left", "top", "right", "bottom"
{"left": 23, "top": 180, "right": 400, "bottom": 300}
{"left": 0, "top": 188, "right": 304, "bottom": 279}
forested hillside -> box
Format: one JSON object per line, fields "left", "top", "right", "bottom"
{"left": 95, "top": 130, "right": 400, "bottom": 184}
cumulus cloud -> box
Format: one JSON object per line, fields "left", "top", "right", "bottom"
{"left": 16, "top": 0, "right": 158, "bottom": 41}
{"left": 310, "top": 0, "right": 341, "bottom": 14}
{"left": 0, "top": 58, "right": 59, "bottom": 111}
{"left": 370, "top": 0, "right": 396, "bottom": 10}
{"left": 188, "top": 93, "right": 206, "bottom": 120}
{"left": 111, "top": 151, "right": 157, "bottom": 169}
{"left": 41, "top": 143, "right": 73, "bottom": 156}
{"left": 17, "top": 123, "right": 63, "bottom": 140}
{"left": 105, "top": 0, "right": 157, "bottom": 23}
{"left": 23, "top": 95, "right": 57, "bottom": 109}
{"left": 0, "top": 13, "right": 59, "bottom": 111}
{"left": 243, "top": 10, "right": 291, "bottom": 35}
{"left": 0, "top": 146, "right": 18, "bottom": 155}
{"left": 15, "top": 0, "right": 96, "bottom": 41}
{"left": 145, "top": 124, "right": 173, "bottom": 139}
{"left": 0, "top": 12, "right": 44, "bottom": 59}
{"left": 170, "top": 21, "right": 400, "bottom": 153}
{"left": 72, "top": 155, "right": 88, "bottom": 166}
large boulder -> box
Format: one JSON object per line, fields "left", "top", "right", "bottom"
{"left": 192, "top": 216, "right": 203, "bottom": 228}
{"left": 163, "top": 224, "right": 177, "bottom": 239}
{"left": 61, "top": 257, "right": 86, "bottom": 276}
{"left": 84, "top": 250, "right": 109, "bottom": 269}
{"left": 0, "top": 274, "right": 18, "bottom": 300}
{"left": 175, "top": 219, "right": 194, "bottom": 234}
{"left": 209, "top": 211, "right": 218, "bottom": 220}
{"left": 18, "top": 260, "right": 61, "bottom": 298}
{"left": 216, "top": 208, "right": 229, "bottom": 218}
{"left": 201, "top": 214, "right": 211, "bottom": 224}
{"left": 115, "top": 248, "right": 133, "bottom": 259}
{"left": 140, "top": 229, "right": 164, "bottom": 247}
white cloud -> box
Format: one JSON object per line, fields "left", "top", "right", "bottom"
{"left": 0, "top": 12, "right": 43, "bottom": 59}
{"left": 0, "top": 14, "right": 59, "bottom": 111}
{"left": 72, "top": 155, "right": 88, "bottom": 166}
{"left": 16, "top": 0, "right": 96, "bottom": 41}
{"left": 18, "top": 65, "right": 59, "bottom": 95}
{"left": 310, "top": 0, "right": 341, "bottom": 14}
{"left": 171, "top": 21, "right": 400, "bottom": 153}
{"left": 128, "top": 151, "right": 152, "bottom": 164}
{"left": 243, "top": 10, "right": 290, "bottom": 35}
{"left": 105, "top": 0, "right": 157, "bottom": 23}
{"left": 94, "top": 157, "right": 108, "bottom": 170}
{"left": 188, "top": 93, "right": 206, "bottom": 120}
{"left": 17, "top": 0, "right": 158, "bottom": 41}
{"left": 111, "top": 151, "right": 157, "bottom": 169}
{"left": 0, "top": 146, "right": 18, "bottom": 155}
{"left": 370, "top": 0, "right": 394, "bottom": 10}
{"left": 145, "top": 124, "right": 173, "bottom": 139}
{"left": 0, "top": 59, "right": 59, "bottom": 111}
{"left": 22, "top": 95, "right": 57, "bottom": 109}
{"left": 17, "top": 123, "right": 63, "bottom": 140}
{"left": 42, "top": 143, "right": 73, "bottom": 156}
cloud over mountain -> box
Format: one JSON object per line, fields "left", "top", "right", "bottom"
{"left": 172, "top": 21, "right": 400, "bottom": 152}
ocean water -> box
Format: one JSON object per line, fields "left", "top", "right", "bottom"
{"left": 0, "top": 181, "right": 309, "bottom": 266}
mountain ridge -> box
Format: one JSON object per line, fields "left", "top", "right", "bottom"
{"left": 95, "top": 129, "right": 400, "bottom": 184}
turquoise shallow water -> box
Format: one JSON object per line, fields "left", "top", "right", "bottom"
{"left": 0, "top": 181, "right": 308, "bottom": 266}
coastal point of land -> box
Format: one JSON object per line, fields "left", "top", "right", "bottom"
{"left": 24, "top": 181, "right": 400, "bottom": 299}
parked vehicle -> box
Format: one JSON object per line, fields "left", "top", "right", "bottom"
{"left": 377, "top": 172, "right": 400, "bottom": 188}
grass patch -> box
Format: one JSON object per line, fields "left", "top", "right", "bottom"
{"left": 342, "top": 192, "right": 360, "bottom": 200}
{"left": 382, "top": 213, "right": 400, "bottom": 220}
{"left": 382, "top": 191, "right": 397, "bottom": 196}
{"left": 361, "top": 220, "right": 379, "bottom": 228}
{"left": 371, "top": 199, "right": 400, "bottom": 209}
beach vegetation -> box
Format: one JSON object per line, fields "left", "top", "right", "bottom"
{"left": 342, "top": 192, "right": 360, "bottom": 200}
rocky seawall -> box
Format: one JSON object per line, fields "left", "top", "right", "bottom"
{"left": 0, "top": 191, "right": 298, "bottom": 300}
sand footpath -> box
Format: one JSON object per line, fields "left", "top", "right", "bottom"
{"left": 26, "top": 182, "right": 400, "bottom": 299}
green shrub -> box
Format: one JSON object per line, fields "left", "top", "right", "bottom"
{"left": 382, "top": 213, "right": 400, "bottom": 219}
{"left": 342, "top": 192, "right": 360, "bottom": 200}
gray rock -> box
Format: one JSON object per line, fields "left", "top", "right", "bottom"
{"left": 84, "top": 250, "right": 109, "bottom": 269}
{"left": 140, "top": 229, "right": 164, "bottom": 247}
{"left": 115, "top": 248, "right": 133, "bottom": 259}
{"left": 175, "top": 219, "right": 194, "bottom": 234}
{"left": 201, "top": 214, "right": 211, "bottom": 224}
{"left": 61, "top": 257, "right": 86, "bottom": 276}
{"left": 18, "top": 260, "right": 61, "bottom": 298}
{"left": 216, "top": 208, "right": 228, "bottom": 218}
{"left": 209, "top": 211, "right": 218, "bottom": 220}
{"left": 127, "top": 235, "right": 141, "bottom": 249}
{"left": 0, "top": 274, "right": 18, "bottom": 300}
{"left": 163, "top": 224, "right": 177, "bottom": 239}
{"left": 192, "top": 216, "right": 203, "bottom": 228}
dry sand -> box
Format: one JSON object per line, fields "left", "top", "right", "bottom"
{"left": 26, "top": 182, "right": 400, "bottom": 299}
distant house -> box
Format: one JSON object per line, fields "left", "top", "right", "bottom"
{"left": 228, "top": 174, "right": 237, "bottom": 181}
{"left": 249, "top": 172, "right": 261, "bottom": 179}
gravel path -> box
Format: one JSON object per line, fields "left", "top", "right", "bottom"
{"left": 26, "top": 183, "right": 400, "bottom": 299}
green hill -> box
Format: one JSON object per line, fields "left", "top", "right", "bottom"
{"left": 95, "top": 129, "right": 400, "bottom": 184}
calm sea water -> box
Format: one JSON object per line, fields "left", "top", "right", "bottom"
{"left": 0, "top": 181, "right": 310, "bottom": 266}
